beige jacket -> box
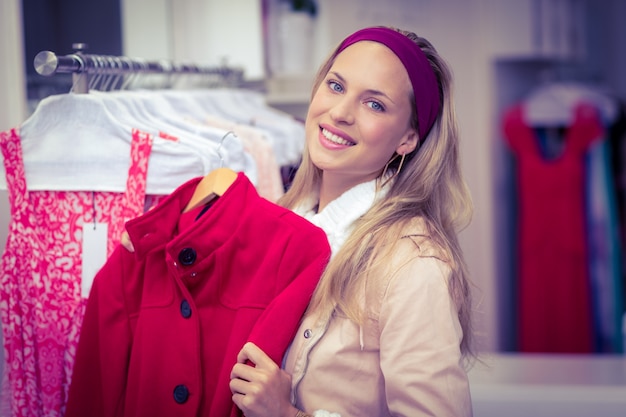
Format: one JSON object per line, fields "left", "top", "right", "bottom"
{"left": 283, "top": 230, "right": 473, "bottom": 417}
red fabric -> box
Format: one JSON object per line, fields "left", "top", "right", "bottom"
{"left": 503, "top": 103, "right": 603, "bottom": 353}
{"left": 65, "top": 173, "right": 331, "bottom": 417}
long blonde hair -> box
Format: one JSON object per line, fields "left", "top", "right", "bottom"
{"left": 278, "top": 28, "right": 475, "bottom": 360}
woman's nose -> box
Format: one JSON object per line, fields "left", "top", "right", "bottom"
{"left": 329, "top": 98, "right": 355, "bottom": 125}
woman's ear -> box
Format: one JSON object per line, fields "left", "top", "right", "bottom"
{"left": 396, "top": 130, "right": 418, "bottom": 155}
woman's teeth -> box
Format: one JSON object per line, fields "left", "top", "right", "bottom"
{"left": 322, "top": 128, "right": 354, "bottom": 146}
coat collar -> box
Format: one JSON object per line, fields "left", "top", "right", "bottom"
{"left": 125, "top": 172, "right": 253, "bottom": 260}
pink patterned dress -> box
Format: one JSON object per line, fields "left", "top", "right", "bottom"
{"left": 0, "top": 128, "right": 162, "bottom": 417}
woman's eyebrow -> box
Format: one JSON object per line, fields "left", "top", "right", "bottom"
{"left": 329, "top": 71, "right": 395, "bottom": 104}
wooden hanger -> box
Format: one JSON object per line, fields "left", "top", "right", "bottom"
{"left": 183, "top": 167, "right": 237, "bottom": 212}
{"left": 183, "top": 130, "right": 238, "bottom": 212}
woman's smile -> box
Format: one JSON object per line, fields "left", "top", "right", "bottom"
{"left": 319, "top": 126, "right": 355, "bottom": 148}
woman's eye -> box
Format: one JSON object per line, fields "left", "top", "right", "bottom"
{"left": 328, "top": 80, "right": 343, "bottom": 93}
{"left": 367, "top": 101, "right": 385, "bottom": 112}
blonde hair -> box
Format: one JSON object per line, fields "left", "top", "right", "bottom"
{"left": 277, "top": 28, "right": 475, "bottom": 360}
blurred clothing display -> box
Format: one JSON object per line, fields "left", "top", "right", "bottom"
{"left": 503, "top": 82, "right": 625, "bottom": 354}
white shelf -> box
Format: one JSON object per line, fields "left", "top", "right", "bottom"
{"left": 469, "top": 353, "right": 626, "bottom": 417}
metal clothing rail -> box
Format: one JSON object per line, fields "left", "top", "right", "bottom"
{"left": 33, "top": 44, "right": 245, "bottom": 93}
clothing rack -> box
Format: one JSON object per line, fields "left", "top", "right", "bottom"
{"left": 33, "top": 44, "right": 245, "bottom": 93}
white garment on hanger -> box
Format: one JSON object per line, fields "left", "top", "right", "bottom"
{"left": 0, "top": 93, "right": 241, "bottom": 195}
{"left": 91, "top": 90, "right": 258, "bottom": 186}
{"left": 160, "top": 89, "right": 306, "bottom": 167}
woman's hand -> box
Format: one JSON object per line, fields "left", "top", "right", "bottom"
{"left": 229, "top": 342, "right": 297, "bottom": 417}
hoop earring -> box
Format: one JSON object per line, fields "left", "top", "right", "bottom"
{"left": 379, "top": 152, "right": 406, "bottom": 189}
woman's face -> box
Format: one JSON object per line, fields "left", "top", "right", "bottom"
{"left": 305, "top": 41, "right": 418, "bottom": 188}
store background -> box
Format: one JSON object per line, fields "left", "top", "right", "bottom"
{"left": 1, "top": 0, "right": 625, "bottom": 414}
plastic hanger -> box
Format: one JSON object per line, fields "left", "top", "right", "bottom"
{"left": 183, "top": 131, "right": 238, "bottom": 212}
{"left": 524, "top": 80, "right": 618, "bottom": 127}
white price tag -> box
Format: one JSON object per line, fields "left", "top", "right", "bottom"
{"left": 81, "top": 223, "right": 108, "bottom": 298}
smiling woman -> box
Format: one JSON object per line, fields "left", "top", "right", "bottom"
{"left": 229, "top": 26, "right": 475, "bottom": 417}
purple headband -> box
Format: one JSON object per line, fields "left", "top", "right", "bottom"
{"left": 337, "top": 27, "right": 441, "bottom": 140}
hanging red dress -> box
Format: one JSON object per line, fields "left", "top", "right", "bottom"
{"left": 0, "top": 128, "right": 161, "bottom": 417}
{"left": 503, "top": 103, "right": 603, "bottom": 353}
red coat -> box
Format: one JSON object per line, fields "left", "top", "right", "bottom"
{"left": 65, "top": 173, "right": 331, "bottom": 417}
